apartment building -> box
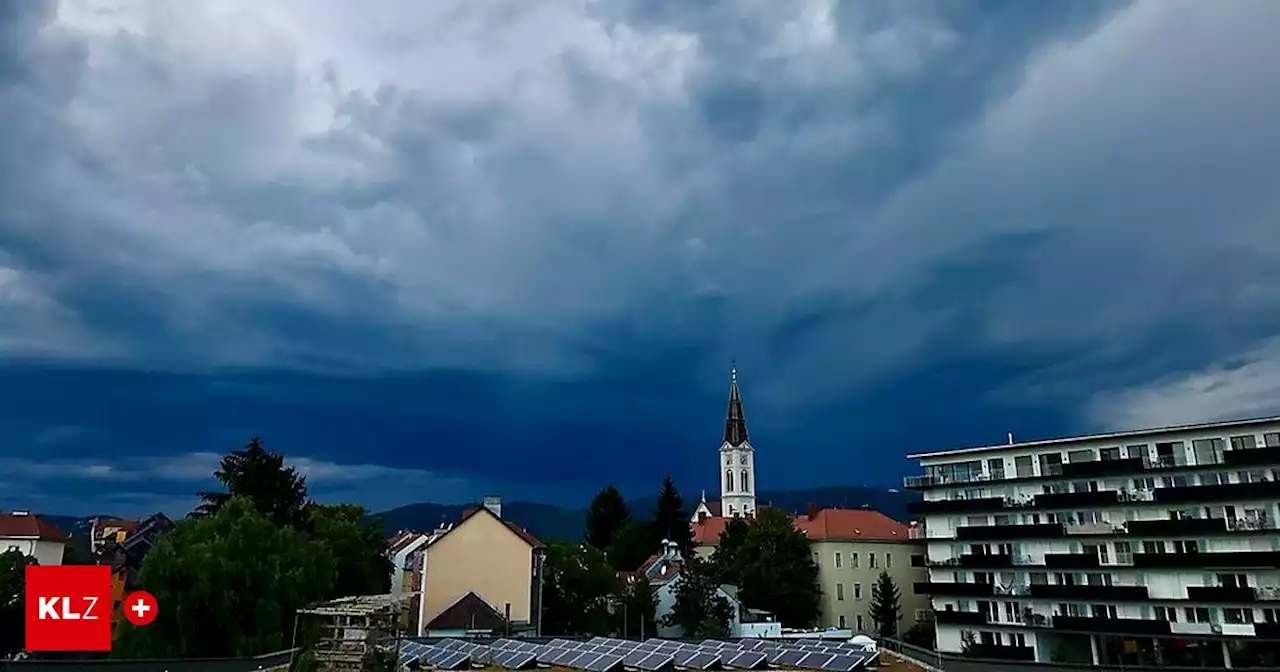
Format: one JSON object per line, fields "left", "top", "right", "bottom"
{"left": 906, "top": 416, "right": 1280, "bottom": 669}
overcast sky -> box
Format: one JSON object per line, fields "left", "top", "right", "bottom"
{"left": 2, "top": 0, "right": 1279, "bottom": 517}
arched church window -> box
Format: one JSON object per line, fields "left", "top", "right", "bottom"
{"left": 741, "top": 469, "right": 750, "bottom": 491}
{"left": 725, "top": 470, "right": 735, "bottom": 492}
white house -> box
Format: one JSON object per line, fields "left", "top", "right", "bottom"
{"left": 0, "top": 511, "right": 68, "bottom": 566}
{"left": 639, "top": 540, "right": 781, "bottom": 639}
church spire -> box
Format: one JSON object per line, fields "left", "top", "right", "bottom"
{"left": 724, "top": 364, "right": 749, "bottom": 446}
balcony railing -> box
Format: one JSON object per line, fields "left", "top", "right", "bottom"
{"left": 994, "top": 583, "right": 1031, "bottom": 596}
{"left": 1119, "top": 489, "right": 1155, "bottom": 503}
{"left": 1227, "top": 517, "right": 1275, "bottom": 532}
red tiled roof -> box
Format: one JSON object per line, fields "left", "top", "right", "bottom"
{"left": 0, "top": 512, "right": 68, "bottom": 542}
{"left": 691, "top": 508, "right": 911, "bottom": 545}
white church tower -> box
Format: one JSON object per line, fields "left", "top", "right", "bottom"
{"left": 719, "top": 365, "right": 756, "bottom": 518}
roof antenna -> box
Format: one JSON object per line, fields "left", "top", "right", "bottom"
{"left": 1007, "top": 431, "right": 1015, "bottom": 445}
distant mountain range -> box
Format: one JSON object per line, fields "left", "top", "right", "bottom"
{"left": 34, "top": 486, "right": 918, "bottom": 547}
{"left": 374, "top": 486, "right": 919, "bottom": 542}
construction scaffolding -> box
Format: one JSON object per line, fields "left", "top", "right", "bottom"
{"left": 297, "top": 594, "right": 410, "bottom": 672}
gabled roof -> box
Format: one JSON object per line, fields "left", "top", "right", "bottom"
{"left": 433, "top": 505, "right": 544, "bottom": 549}
{"left": 425, "top": 591, "right": 508, "bottom": 630}
{"left": 0, "top": 512, "right": 68, "bottom": 542}
{"left": 691, "top": 507, "right": 912, "bottom": 545}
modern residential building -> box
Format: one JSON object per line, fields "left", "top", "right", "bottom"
{"left": 689, "top": 367, "right": 929, "bottom": 634}
{"left": 906, "top": 416, "right": 1280, "bottom": 668}
{"left": 416, "top": 496, "right": 546, "bottom": 637}
{"left": 0, "top": 510, "right": 67, "bottom": 565}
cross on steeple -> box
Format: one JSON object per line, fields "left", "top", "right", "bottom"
{"left": 724, "top": 363, "right": 749, "bottom": 446}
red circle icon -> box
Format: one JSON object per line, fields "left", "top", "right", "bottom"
{"left": 123, "top": 591, "right": 158, "bottom": 627}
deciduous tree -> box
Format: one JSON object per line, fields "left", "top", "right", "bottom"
{"left": 733, "top": 507, "right": 821, "bottom": 627}
{"left": 114, "top": 497, "right": 334, "bottom": 658}
{"left": 308, "top": 504, "right": 392, "bottom": 597}
{"left": 585, "top": 486, "right": 631, "bottom": 551}
{"left": 193, "top": 436, "right": 310, "bottom": 526}
{"left": 616, "top": 575, "right": 657, "bottom": 638}
{"left": 608, "top": 519, "right": 656, "bottom": 572}
{"left": 711, "top": 516, "right": 750, "bottom": 584}
{"left": 664, "top": 555, "right": 731, "bottom": 637}
{"left": 0, "top": 550, "right": 37, "bottom": 657}
{"left": 869, "top": 570, "right": 902, "bottom": 637}
{"left": 540, "top": 543, "right": 619, "bottom": 636}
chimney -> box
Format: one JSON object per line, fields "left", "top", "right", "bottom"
{"left": 1007, "top": 431, "right": 1014, "bottom": 445}
{"left": 483, "top": 495, "right": 502, "bottom": 519}
{"left": 806, "top": 503, "right": 820, "bottom": 519}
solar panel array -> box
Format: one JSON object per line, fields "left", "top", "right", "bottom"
{"left": 393, "top": 635, "right": 878, "bottom": 671}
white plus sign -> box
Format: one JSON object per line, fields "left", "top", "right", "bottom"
{"left": 131, "top": 599, "right": 151, "bottom": 618}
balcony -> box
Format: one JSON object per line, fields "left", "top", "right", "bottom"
{"left": 1227, "top": 517, "right": 1276, "bottom": 532}
{"left": 913, "top": 581, "right": 996, "bottom": 598}
{"left": 962, "top": 644, "right": 1036, "bottom": 662}
{"left": 1044, "top": 553, "right": 1100, "bottom": 569}
{"left": 1127, "top": 517, "right": 1227, "bottom": 536}
{"left": 1133, "top": 550, "right": 1280, "bottom": 569}
{"left": 1154, "top": 479, "right": 1280, "bottom": 505}
{"left": 955, "top": 523, "right": 1065, "bottom": 541}
{"left": 1061, "top": 457, "right": 1147, "bottom": 478}
{"left": 1034, "top": 490, "right": 1121, "bottom": 509}
{"left": 1030, "top": 584, "right": 1149, "bottom": 600}
{"left": 907, "top": 496, "right": 1004, "bottom": 515}
{"left": 1223, "top": 446, "right": 1280, "bottom": 467}
{"left": 934, "top": 610, "right": 989, "bottom": 626}
{"left": 904, "top": 472, "right": 998, "bottom": 489}
{"left": 1052, "top": 615, "right": 1171, "bottom": 635}
{"left": 1065, "top": 520, "right": 1123, "bottom": 536}
{"left": 1186, "top": 586, "right": 1260, "bottom": 602}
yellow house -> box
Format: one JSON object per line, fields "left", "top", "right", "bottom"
{"left": 418, "top": 497, "right": 545, "bottom": 637}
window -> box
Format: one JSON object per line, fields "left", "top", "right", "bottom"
{"left": 1192, "top": 438, "right": 1226, "bottom": 466}
{"left": 836, "top": 583, "right": 845, "bottom": 601}
{"left": 1230, "top": 435, "right": 1258, "bottom": 450}
{"left": 1218, "top": 573, "right": 1249, "bottom": 588}
{"left": 1266, "top": 433, "right": 1280, "bottom": 448}
{"left": 725, "top": 470, "right": 734, "bottom": 492}
{"left": 869, "top": 552, "right": 878, "bottom": 568}
{"left": 886, "top": 553, "right": 893, "bottom": 569}
{"left": 987, "top": 458, "right": 1005, "bottom": 479}
{"left": 1132, "top": 477, "right": 1156, "bottom": 490}
{"left": 1067, "top": 449, "right": 1094, "bottom": 463}
{"left": 1201, "top": 472, "right": 1230, "bottom": 486}
{"left": 915, "top": 609, "right": 930, "bottom": 623}
{"left": 1184, "top": 607, "right": 1212, "bottom": 624}
{"left": 741, "top": 469, "right": 750, "bottom": 491}
{"left": 834, "top": 552, "right": 843, "bottom": 569}
{"left": 1176, "top": 540, "right": 1200, "bottom": 554}
{"left": 1224, "top": 608, "right": 1253, "bottom": 624}
{"left": 1090, "top": 604, "right": 1117, "bottom": 619}
{"left": 856, "top": 615, "right": 864, "bottom": 632}
{"left": 1154, "top": 606, "right": 1178, "bottom": 622}
{"left": 1100, "top": 447, "right": 1121, "bottom": 461}
{"left": 854, "top": 583, "right": 862, "bottom": 600}
{"left": 838, "top": 615, "right": 847, "bottom": 628}
{"left": 1127, "top": 444, "right": 1150, "bottom": 461}
{"left": 1238, "top": 470, "right": 1265, "bottom": 483}
{"left": 1142, "top": 541, "right": 1165, "bottom": 554}
{"left": 1014, "top": 455, "right": 1035, "bottom": 478}
{"left": 850, "top": 553, "right": 859, "bottom": 568}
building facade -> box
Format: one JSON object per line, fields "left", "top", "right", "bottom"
{"left": 0, "top": 511, "right": 67, "bottom": 566}
{"left": 906, "top": 416, "right": 1280, "bottom": 668}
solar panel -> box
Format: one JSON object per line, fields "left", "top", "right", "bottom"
{"left": 636, "top": 653, "right": 676, "bottom": 671}
{"left": 797, "top": 652, "right": 835, "bottom": 669}
{"left": 555, "top": 648, "right": 587, "bottom": 666}
{"left": 494, "top": 649, "right": 539, "bottom": 669}
{"left": 536, "top": 646, "right": 562, "bottom": 664}
{"left": 817, "top": 654, "right": 865, "bottom": 672}
{"left": 680, "top": 652, "right": 720, "bottom": 670}
{"left": 567, "top": 651, "right": 601, "bottom": 668}
{"left": 588, "top": 653, "right": 624, "bottom": 672}
{"left": 624, "top": 648, "right": 654, "bottom": 666}
{"left": 724, "top": 651, "right": 768, "bottom": 669}
{"left": 435, "top": 651, "right": 473, "bottom": 670}
{"left": 772, "top": 649, "right": 808, "bottom": 666}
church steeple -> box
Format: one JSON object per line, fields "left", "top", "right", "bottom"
{"left": 724, "top": 364, "right": 749, "bottom": 446}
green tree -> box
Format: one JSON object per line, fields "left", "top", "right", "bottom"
{"left": 710, "top": 516, "right": 750, "bottom": 583}
{"left": 540, "top": 543, "right": 619, "bottom": 636}
{"left": 901, "top": 621, "right": 936, "bottom": 649}
{"left": 733, "top": 507, "right": 821, "bottom": 627}
{"left": 0, "top": 550, "right": 37, "bottom": 657}
{"left": 616, "top": 575, "right": 657, "bottom": 638}
{"left": 193, "top": 436, "right": 310, "bottom": 526}
{"left": 585, "top": 486, "right": 631, "bottom": 551}
{"left": 652, "top": 476, "right": 693, "bottom": 555}
{"left": 869, "top": 570, "right": 902, "bottom": 637}
{"left": 608, "top": 519, "right": 656, "bottom": 572}
{"left": 664, "top": 554, "right": 731, "bottom": 637}
{"left": 308, "top": 504, "right": 392, "bottom": 597}
{"left": 114, "top": 497, "right": 334, "bottom": 658}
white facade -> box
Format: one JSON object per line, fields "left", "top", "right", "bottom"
{"left": 720, "top": 442, "right": 757, "bottom": 518}
{"left": 0, "top": 538, "right": 65, "bottom": 566}
{"left": 907, "top": 417, "right": 1280, "bottom": 668}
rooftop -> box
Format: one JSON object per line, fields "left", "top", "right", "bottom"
{"left": 0, "top": 511, "right": 68, "bottom": 542}
{"left": 692, "top": 507, "right": 913, "bottom": 545}
{"left": 907, "top": 414, "right": 1280, "bottom": 460}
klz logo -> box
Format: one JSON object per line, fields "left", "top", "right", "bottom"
{"left": 26, "top": 565, "right": 112, "bottom": 652}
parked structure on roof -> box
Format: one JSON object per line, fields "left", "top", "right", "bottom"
{"left": 298, "top": 593, "right": 410, "bottom": 672}
{"left": 0, "top": 510, "right": 67, "bottom": 565}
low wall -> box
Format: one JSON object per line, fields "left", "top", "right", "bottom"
{"left": 0, "top": 649, "right": 295, "bottom": 672}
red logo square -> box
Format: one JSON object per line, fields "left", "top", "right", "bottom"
{"left": 25, "top": 565, "right": 113, "bottom": 652}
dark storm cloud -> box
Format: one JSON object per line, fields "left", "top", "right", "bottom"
{"left": 2, "top": 0, "right": 1280, "bottom": 517}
